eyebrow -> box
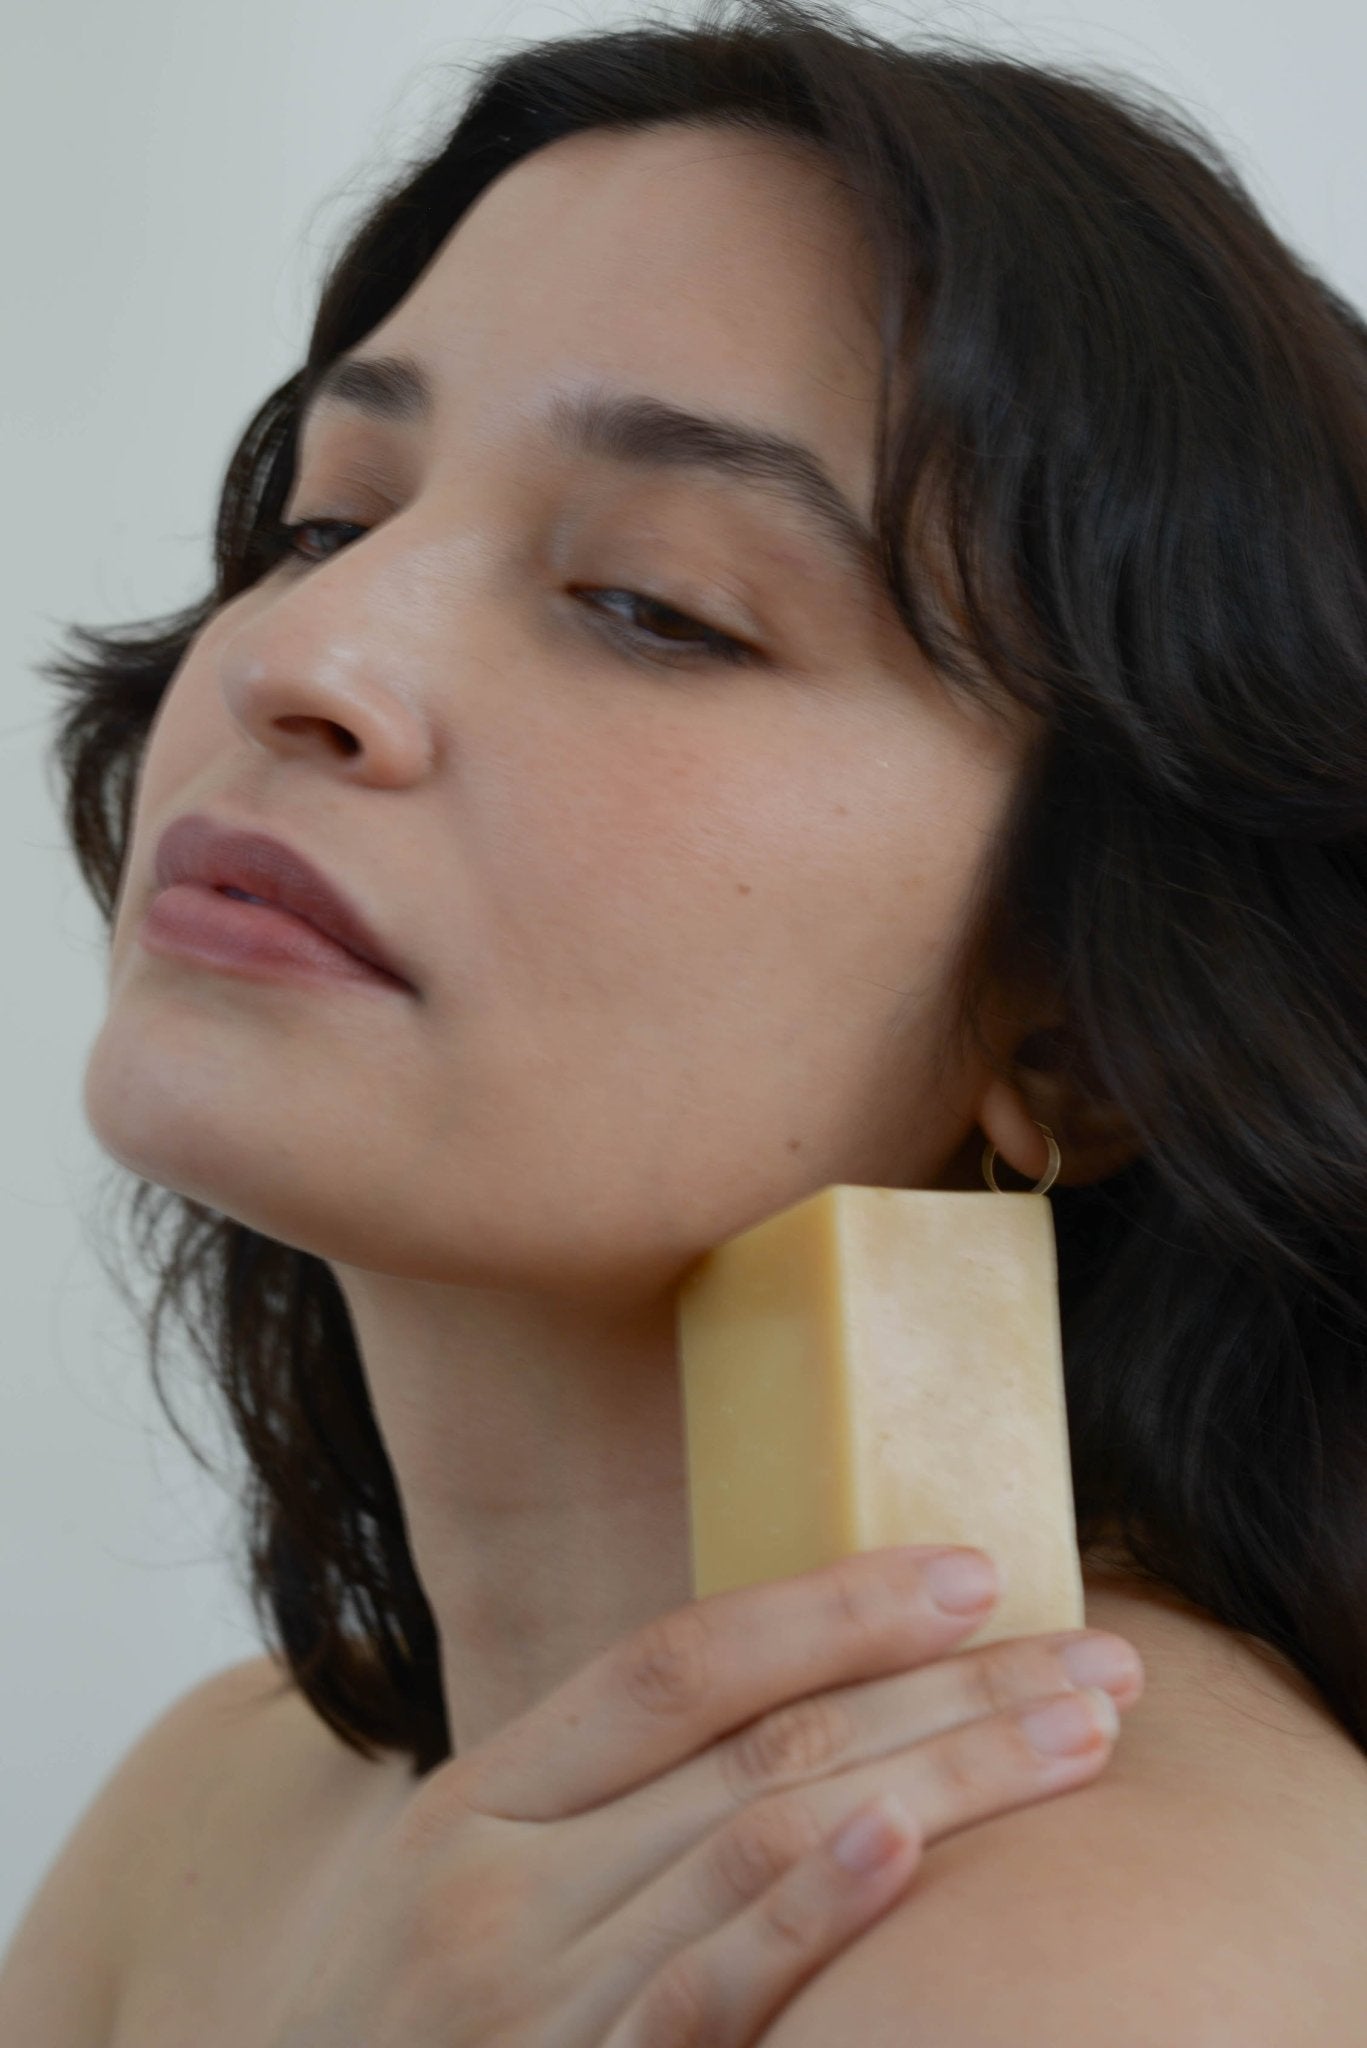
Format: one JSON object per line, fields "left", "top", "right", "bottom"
{"left": 295, "top": 351, "right": 884, "bottom": 586}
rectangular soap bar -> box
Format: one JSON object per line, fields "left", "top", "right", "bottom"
{"left": 676, "top": 1184, "right": 1085, "bottom": 1649}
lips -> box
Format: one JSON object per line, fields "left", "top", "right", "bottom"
{"left": 152, "top": 813, "right": 413, "bottom": 989}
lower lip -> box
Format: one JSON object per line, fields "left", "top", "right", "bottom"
{"left": 139, "top": 884, "right": 410, "bottom": 992}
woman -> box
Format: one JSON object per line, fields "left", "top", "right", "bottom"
{"left": 6, "top": 0, "right": 1366, "bottom": 2037}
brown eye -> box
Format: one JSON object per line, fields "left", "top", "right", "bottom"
{"left": 571, "top": 586, "right": 754, "bottom": 667}
{"left": 259, "top": 517, "right": 365, "bottom": 566}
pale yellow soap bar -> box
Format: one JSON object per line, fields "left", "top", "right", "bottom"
{"left": 676, "top": 1185, "right": 1084, "bottom": 1648}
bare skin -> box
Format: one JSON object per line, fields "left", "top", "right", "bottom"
{"left": 101, "top": 1573, "right": 1367, "bottom": 2048}
{"left": 87, "top": 117, "right": 1138, "bottom": 1765}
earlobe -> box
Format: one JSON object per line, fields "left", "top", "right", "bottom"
{"left": 976, "top": 1075, "right": 1058, "bottom": 1186}
{"left": 976, "top": 1069, "right": 1142, "bottom": 1190}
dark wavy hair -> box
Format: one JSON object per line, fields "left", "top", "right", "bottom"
{"left": 40, "top": 0, "right": 1367, "bottom": 1778}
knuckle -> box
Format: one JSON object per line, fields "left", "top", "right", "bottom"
{"left": 395, "top": 1811, "right": 541, "bottom": 1987}
{"left": 957, "top": 1653, "right": 1013, "bottom": 1721}
{"left": 757, "top": 1876, "right": 829, "bottom": 1957}
{"left": 723, "top": 1692, "right": 855, "bottom": 1797}
{"left": 618, "top": 1605, "right": 714, "bottom": 1720}
{"left": 710, "top": 1799, "right": 821, "bottom": 1905}
{"left": 930, "top": 1726, "right": 995, "bottom": 1806}
{"left": 828, "top": 1554, "right": 897, "bottom": 1646}
{"left": 406, "top": 1875, "right": 464, "bottom": 1969}
{"left": 968, "top": 1645, "right": 1036, "bottom": 1718}
{"left": 636, "top": 1947, "right": 714, "bottom": 2048}
{"left": 953, "top": 1641, "right": 1071, "bottom": 1727}
{"left": 404, "top": 1878, "right": 503, "bottom": 2016}
{"left": 406, "top": 1860, "right": 521, "bottom": 1970}
{"left": 389, "top": 1764, "right": 472, "bottom": 1861}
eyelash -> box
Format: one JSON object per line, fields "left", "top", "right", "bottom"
{"left": 256, "top": 518, "right": 757, "bottom": 670}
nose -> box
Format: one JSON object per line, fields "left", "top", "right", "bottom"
{"left": 220, "top": 647, "right": 435, "bottom": 786}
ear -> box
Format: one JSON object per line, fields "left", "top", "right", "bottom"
{"left": 938, "top": 1028, "right": 1142, "bottom": 1192}
{"left": 975, "top": 1031, "right": 1141, "bottom": 1190}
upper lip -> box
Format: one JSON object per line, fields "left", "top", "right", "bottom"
{"left": 152, "top": 813, "right": 413, "bottom": 988}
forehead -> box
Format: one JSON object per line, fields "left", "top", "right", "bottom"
{"left": 348, "top": 121, "right": 885, "bottom": 505}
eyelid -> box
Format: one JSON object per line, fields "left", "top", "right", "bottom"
{"left": 282, "top": 474, "right": 773, "bottom": 641}
{"left": 262, "top": 515, "right": 762, "bottom": 666}
{"left": 273, "top": 505, "right": 767, "bottom": 641}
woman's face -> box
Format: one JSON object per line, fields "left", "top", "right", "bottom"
{"left": 88, "top": 120, "right": 1037, "bottom": 1304}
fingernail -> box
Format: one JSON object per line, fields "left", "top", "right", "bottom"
{"left": 1059, "top": 1634, "right": 1142, "bottom": 1694}
{"left": 831, "top": 1793, "right": 914, "bottom": 1874}
{"left": 924, "top": 1550, "right": 999, "bottom": 1613}
{"left": 1021, "top": 1686, "right": 1119, "bottom": 1756}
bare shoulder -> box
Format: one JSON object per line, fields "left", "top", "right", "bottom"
{"left": 762, "top": 1580, "right": 1367, "bottom": 2044}
{"left": 0, "top": 1656, "right": 306, "bottom": 2048}
{"left": 3, "top": 1652, "right": 417, "bottom": 2048}
{"left": 111, "top": 1653, "right": 416, "bottom": 2039}
{"left": 118, "top": 1652, "right": 339, "bottom": 1896}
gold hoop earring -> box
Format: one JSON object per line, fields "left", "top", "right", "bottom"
{"left": 981, "top": 1122, "right": 1061, "bottom": 1195}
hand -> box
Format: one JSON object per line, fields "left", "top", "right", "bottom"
{"left": 270, "top": 1546, "right": 1142, "bottom": 2047}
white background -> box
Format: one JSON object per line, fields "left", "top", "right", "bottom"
{"left": 3, "top": 0, "right": 1363, "bottom": 1956}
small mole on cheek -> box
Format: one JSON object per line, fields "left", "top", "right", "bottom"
{"left": 736, "top": 882, "right": 752, "bottom": 895}
{"left": 835, "top": 803, "right": 849, "bottom": 817}
{"left": 787, "top": 1137, "right": 803, "bottom": 1152}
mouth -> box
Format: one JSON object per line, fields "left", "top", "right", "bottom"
{"left": 141, "top": 878, "right": 414, "bottom": 992}
{"left": 150, "top": 812, "right": 415, "bottom": 991}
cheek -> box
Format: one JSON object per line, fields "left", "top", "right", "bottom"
{"left": 665, "top": 710, "right": 997, "bottom": 984}
{"left": 488, "top": 703, "right": 999, "bottom": 1058}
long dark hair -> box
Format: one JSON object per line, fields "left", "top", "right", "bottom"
{"left": 41, "top": 0, "right": 1367, "bottom": 1777}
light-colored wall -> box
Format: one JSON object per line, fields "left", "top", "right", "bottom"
{"left": 3, "top": 0, "right": 1362, "bottom": 1957}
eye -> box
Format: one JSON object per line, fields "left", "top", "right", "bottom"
{"left": 254, "top": 517, "right": 759, "bottom": 670}
{"left": 256, "top": 517, "right": 367, "bottom": 570}
{"left": 567, "top": 586, "right": 754, "bottom": 667}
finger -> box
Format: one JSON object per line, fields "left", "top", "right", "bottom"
{"left": 597, "top": 1792, "right": 921, "bottom": 2048}
{"left": 752, "top": 1679, "right": 1124, "bottom": 1868}
{"left": 536, "top": 1624, "right": 1142, "bottom": 1937}
{"left": 455, "top": 1544, "right": 1001, "bottom": 1818}
{"left": 574, "top": 1680, "right": 1120, "bottom": 2038}
{"left": 701, "top": 1626, "right": 1143, "bottom": 1811}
